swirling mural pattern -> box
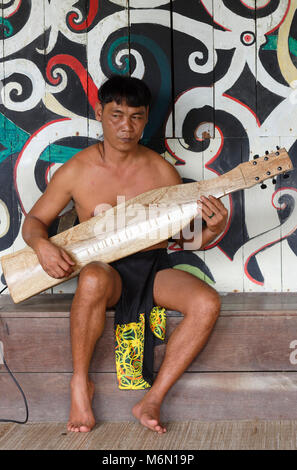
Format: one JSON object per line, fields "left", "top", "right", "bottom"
{"left": 1, "top": 0, "right": 297, "bottom": 293}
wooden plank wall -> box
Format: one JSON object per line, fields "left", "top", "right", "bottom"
{"left": 0, "top": 0, "right": 297, "bottom": 295}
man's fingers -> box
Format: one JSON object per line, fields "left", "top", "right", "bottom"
{"left": 61, "top": 249, "right": 75, "bottom": 265}
{"left": 207, "top": 195, "right": 223, "bottom": 206}
{"left": 201, "top": 196, "right": 217, "bottom": 210}
{"left": 47, "top": 267, "right": 67, "bottom": 279}
{"left": 199, "top": 196, "right": 227, "bottom": 218}
{"left": 199, "top": 198, "right": 217, "bottom": 218}
{"left": 59, "top": 250, "right": 76, "bottom": 276}
{"left": 47, "top": 258, "right": 74, "bottom": 278}
{"left": 197, "top": 203, "right": 212, "bottom": 222}
{"left": 202, "top": 204, "right": 216, "bottom": 217}
{"left": 58, "top": 257, "right": 73, "bottom": 271}
{"left": 57, "top": 261, "right": 74, "bottom": 277}
{"left": 38, "top": 244, "right": 75, "bottom": 278}
{"left": 208, "top": 195, "right": 228, "bottom": 213}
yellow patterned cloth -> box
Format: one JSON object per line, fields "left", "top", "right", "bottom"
{"left": 149, "top": 306, "right": 166, "bottom": 341}
{"left": 115, "top": 306, "right": 166, "bottom": 390}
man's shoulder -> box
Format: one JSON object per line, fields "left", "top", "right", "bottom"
{"left": 140, "top": 145, "right": 182, "bottom": 184}
{"left": 57, "top": 143, "right": 98, "bottom": 173}
{"left": 50, "top": 147, "right": 90, "bottom": 184}
{"left": 71, "top": 143, "right": 98, "bottom": 163}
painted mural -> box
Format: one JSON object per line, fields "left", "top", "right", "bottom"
{"left": 0, "top": 0, "right": 297, "bottom": 294}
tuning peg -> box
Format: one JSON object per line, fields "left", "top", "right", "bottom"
{"left": 272, "top": 178, "right": 277, "bottom": 184}
{"left": 283, "top": 173, "right": 290, "bottom": 179}
{"left": 261, "top": 183, "right": 267, "bottom": 189}
{"left": 265, "top": 150, "right": 269, "bottom": 155}
{"left": 276, "top": 146, "right": 280, "bottom": 150}
{"left": 253, "top": 154, "right": 259, "bottom": 159}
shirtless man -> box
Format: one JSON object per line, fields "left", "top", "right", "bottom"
{"left": 22, "top": 75, "right": 228, "bottom": 434}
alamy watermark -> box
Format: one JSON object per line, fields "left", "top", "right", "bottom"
{"left": 90, "top": 196, "right": 203, "bottom": 251}
{"left": 0, "top": 341, "right": 3, "bottom": 365}
{"left": 289, "top": 339, "right": 297, "bottom": 365}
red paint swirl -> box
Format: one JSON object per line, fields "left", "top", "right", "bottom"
{"left": 46, "top": 54, "right": 98, "bottom": 110}
{"left": 68, "top": 0, "right": 99, "bottom": 31}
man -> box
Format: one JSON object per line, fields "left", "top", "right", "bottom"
{"left": 22, "top": 75, "right": 228, "bottom": 434}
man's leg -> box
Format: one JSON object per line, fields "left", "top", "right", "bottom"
{"left": 132, "top": 268, "right": 220, "bottom": 433}
{"left": 67, "top": 261, "right": 122, "bottom": 432}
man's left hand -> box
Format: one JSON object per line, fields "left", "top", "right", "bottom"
{"left": 198, "top": 195, "right": 228, "bottom": 236}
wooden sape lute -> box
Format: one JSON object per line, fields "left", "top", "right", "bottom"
{"left": 0, "top": 148, "right": 292, "bottom": 303}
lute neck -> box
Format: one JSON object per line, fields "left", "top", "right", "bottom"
{"left": 155, "top": 165, "right": 247, "bottom": 206}
{"left": 194, "top": 165, "right": 246, "bottom": 200}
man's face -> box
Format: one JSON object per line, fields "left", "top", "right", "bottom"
{"left": 95, "top": 100, "right": 149, "bottom": 152}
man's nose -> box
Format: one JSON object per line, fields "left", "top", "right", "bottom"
{"left": 121, "top": 117, "right": 133, "bottom": 130}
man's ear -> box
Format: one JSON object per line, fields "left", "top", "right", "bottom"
{"left": 95, "top": 101, "right": 103, "bottom": 122}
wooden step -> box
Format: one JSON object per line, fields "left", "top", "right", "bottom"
{"left": 1, "top": 293, "right": 297, "bottom": 422}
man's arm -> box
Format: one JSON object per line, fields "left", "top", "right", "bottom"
{"left": 22, "top": 161, "right": 77, "bottom": 278}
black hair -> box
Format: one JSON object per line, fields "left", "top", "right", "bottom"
{"left": 98, "top": 75, "right": 151, "bottom": 108}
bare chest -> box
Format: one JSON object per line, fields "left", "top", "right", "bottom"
{"left": 72, "top": 166, "right": 162, "bottom": 222}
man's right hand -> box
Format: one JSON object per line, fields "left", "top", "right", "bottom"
{"left": 35, "top": 238, "right": 76, "bottom": 279}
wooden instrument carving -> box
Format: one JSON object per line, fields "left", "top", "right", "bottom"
{"left": 0, "top": 148, "right": 293, "bottom": 303}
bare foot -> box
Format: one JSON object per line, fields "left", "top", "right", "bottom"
{"left": 132, "top": 397, "right": 166, "bottom": 434}
{"left": 67, "top": 376, "right": 95, "bottom": 433}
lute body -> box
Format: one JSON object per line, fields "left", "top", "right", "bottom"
{"left": 0, "top": 148, "right": 292, "bottom": 303}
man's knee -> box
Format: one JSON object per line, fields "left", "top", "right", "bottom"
{"left": 78, "top": 261, "right": 112, "bottom": 298}
{"left": 187, "top": 286, "right": 221, "bottom": 324}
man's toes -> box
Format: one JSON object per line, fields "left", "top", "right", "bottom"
{"left": 79, "top": 425, "right": 91, "bottom": 433}
{"left": 143, "top": 417, "right": 163, "bottom": 433}
{"left": 68, "top": 423, "right": 80, "bottom": 432}
{"left": 141, "top": 416, "right": 156, "bottom": 428}
{"left": 155, "top": 424, "right": 166, "bottom": 433}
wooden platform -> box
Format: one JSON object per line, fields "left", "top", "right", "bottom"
{"left": 1, "top": 293, "right": 297, "bottom": 423}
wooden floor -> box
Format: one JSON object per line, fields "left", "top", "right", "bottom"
{"left": 1, "top": 420, "right": 297, "bottom": 450}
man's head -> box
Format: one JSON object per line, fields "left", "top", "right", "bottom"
{"left": 95, "top": 75, "right": 152, "bottom": 152}
{"left": 98, "top": 75, "right": 152, "bottom": 109}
